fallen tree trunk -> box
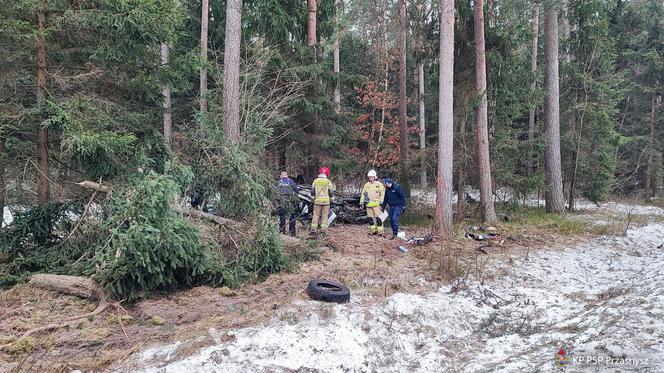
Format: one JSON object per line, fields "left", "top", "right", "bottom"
{"left": 175, "top": 205, "right": 300, "bottom": 247}
{"left": 75, "top": 180, "right": 301, "bottom": 247}
{"left": 75, "top": 180, "right": 109, "bottom": 193}
{"left": 29, "top": 274, "right": 102, "bottom": 300}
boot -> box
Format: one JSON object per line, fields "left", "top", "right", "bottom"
{"left": 390, "top": 233, "right": 397, "bottom": 240}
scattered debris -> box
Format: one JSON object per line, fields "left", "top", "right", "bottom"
{"left": 398, "top": 246, "right": 409, "bottom": 253}
{"left": 465, "top": 226, "right": 500, "bottom": 241}
{"left": 407, "top": 234, "right": 434, "bottom": 246}
{"left": 305, "top": 279, "right": 350, "bottom": 303}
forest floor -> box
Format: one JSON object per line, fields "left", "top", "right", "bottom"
{"left": 1, "top": 201, "right": 664, "bottom": 372}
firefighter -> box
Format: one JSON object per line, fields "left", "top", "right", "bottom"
{"left": 310, "top": 166, "right": 334, "bottom": 236}
{"left": 359, "top": 169, "right": 385, "bottom": 235}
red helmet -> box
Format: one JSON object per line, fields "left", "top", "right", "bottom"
{"left": 319, "top": 166, "right": 330, "bottom": 177}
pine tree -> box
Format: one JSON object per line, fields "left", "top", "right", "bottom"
{"left": 435, "top": 0, "right": 454, "bottom": 238}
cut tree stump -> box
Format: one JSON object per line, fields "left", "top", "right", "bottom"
{"left": 28, "top": 274, "right": 102, "bottom": 300}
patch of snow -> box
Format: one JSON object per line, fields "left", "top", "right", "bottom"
{"left": 128, "top": 221, "right": 664, "bottom": 372}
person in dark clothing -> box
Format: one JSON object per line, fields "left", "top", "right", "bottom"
{"left": 277, "top": 171, "right": 299, "bottom": 236}
{"left": 381, "top": 178, "right": 407, "bottom": 239}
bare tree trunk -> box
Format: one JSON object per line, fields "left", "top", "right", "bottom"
{"left": 645, "top": 91, "right": 656, "bottom": 200}
{"left": 200, "top": 0, "right": 209, "bottom": 113}
{"left": 307, "top": 0, "right": 317, "bottom": 47}
{"left": 223, "top": 0, "right": 242, "bottom": 144}
{"left": 333, "top": 0, "right": 341, "bottom": 113}
{"left": 456, "top": 85, "right": 469, "bottom": 222}
{"left": 0, "top": 136, "right": 5, "bottom": 219}
{"left": 474, "top": 0, "right": 496, "bottom": 224}
{"left": 543, "top": 6, "right": 565, "bottom": 212}
{"left": 36, "top": 1, "right": 50, "bottom": 206}
{"left": 560, "top": 0, "right": 571, "bottom": 63}
{"left": 527, "top": 3, "right": 539, "bottom": 175}
{"left": 435, "top": 0, "right": 454, "bottom": 239}
{"left": 418, "top": 61, "right": 427, "bottom": 188}
{"left": 398, "top": 0, "right": 410, "bottom": 195}
{"left": 161, "top": 43, "right": 172, "bottom": 149}
{"left": 29, "top": 274, "right": 102, "bottom": 300}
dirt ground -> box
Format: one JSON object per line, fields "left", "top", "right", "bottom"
{"left": 0, "top": 223, "right": 574, "bottom": 373}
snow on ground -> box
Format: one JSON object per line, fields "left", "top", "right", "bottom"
{"left": 129, "top": 220, "right": 664, "bottom": 373}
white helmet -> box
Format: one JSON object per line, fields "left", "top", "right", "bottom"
{"left": 367, "top": 169, "right": 377, "bottom": 177}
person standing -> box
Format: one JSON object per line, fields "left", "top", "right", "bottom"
{"left": 276, "top": 171, "right": 298, "bottom": 236}
{"left": 311, "top": 166, "right": 334, "bottom": 236}
{"left": 381, "top": 178, "right": 407, "bottom": 239}
{"left": 360, "top": 169, "right": 385, "bottom": 235}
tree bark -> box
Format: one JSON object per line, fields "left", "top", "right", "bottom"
{"left": 560, "top": 0, "right": 571, "bottom": 63}
{"left": 223, "top": 0, "right": 242, "bottom": 144}
{"left": 418, "top": 61, "right": 427, "bottom": 188}
{"left": 307, "top": 0, "right": 317, "bottom": 46}
{"left": 398, "top": 0, "right": 410, "bottom": 195}
{"left": 527, "top": 3, "right": 539, "bottom": 175}
{"left": 36, "top": 1, "right": 50, "bottom": 206}
{"left": 474, "top": 0, "right": 496, "bottom": 224}
{"left": 435, "top": 0, "right": 454, "bottom": 239}
{"left": 645, "top": 91, "right": 656, "bottom": 199}
{"left": 333, "top": 0, "right": 341, "bottom": 113}
{"left": 199, "top": 0, "right": 209, "bottom": 113}
{"left": 29, "top": 274, "right": 102, "bottom": 300}
{"left": 0, "top": 136, "right": 5, "bottom": 220}
{"left": 161, "top": 43, "right": 172, "bottom": 149}
{"left": 543, "top": 6, "right": 565, "bottom": 212}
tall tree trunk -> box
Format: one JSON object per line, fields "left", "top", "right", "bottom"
{"left": 161, "top": 43, "right": 172, "bottom": 149}
{"left": 333, "top": 0, "right": 341, "bottom": 113}
{"left": 435, "top": 0, "right": 454, "bottom": 239}
{"left": 0, "top": 136, "right": 5, "bottom": 220}
{"left": 645, "top": 91, "right": 656, "bottom": 199}
{"left": 474, "top": 0, "right": 496, "bottom": 224}
{"left": 200, "top": 0, "right": 209, "bottom": 113}
{"left": 305, "top": 0, "right": 319, "bottom": 180}
{"left": 307, "top": 0, "right": 317, "bottom": 47}
{"left": 418, "top": 61, "right": 427, "bottom": 188}
{"left": 398, "top": 0, "right": 410, "bottom": 195}
{"left": 456, "top": 81, "right": 470, "bottom": 222}
{"left": 223, "top": 0, "right": 242, "bottom": 144}
{"left": 527, "top": 3, "right": 539, "bottom": 175}
{"left": 36, "top": 0, "right": 50, "bottom": 206}
{"left": 560, "top": 0, "right": 571, "bottom": 63}
{"left": 543, "top": 6, "right": 565, "bottom": 212}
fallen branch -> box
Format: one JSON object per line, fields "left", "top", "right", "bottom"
{"left": 175, "top": 205, "right": 300, "bottom": 247}
{"left": 74, "top": 181, "right": 301, "bottom": 247}
{"left": 0, "top": 302, "right": 112, "bottom": 351}
{"left": 28, "top": 274, "right": 102, "bottom": 300}
{"left": 75, "top": 180, "right": 109, "bottom": 193}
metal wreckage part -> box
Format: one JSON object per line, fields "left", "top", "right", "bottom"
{"left": 295, "top": 187, "right": 374, "bottom": 226}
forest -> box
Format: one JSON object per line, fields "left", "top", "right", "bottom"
{"left": 0, "top": 0, "right": 663, "bottom": 371}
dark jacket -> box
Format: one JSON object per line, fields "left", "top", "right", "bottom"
{"left": 277, "top": 177, "right": 298, "bottom": 204}
{"left": 382, "top": 183, "right": 407, "bottom": 209}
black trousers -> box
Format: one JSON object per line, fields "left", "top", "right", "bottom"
{"left": 279, "top": 206, "right": 297, "bottom": 236}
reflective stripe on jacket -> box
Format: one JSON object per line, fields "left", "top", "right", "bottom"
{"left": 360, "top": 181, "right": 385, "bottom": 207}
{"left": 312, "top": 176, "right": 334, "bottom": 205}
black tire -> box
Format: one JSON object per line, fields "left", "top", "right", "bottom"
{"left": 306, "top": 279, "right": 350, "bottom": 303}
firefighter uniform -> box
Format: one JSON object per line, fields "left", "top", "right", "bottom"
{"left": 311, "top": 169, "right": 334, "bottom": 233}
{"left": 360, "top": 179, "right": 385, "bottom": 234}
